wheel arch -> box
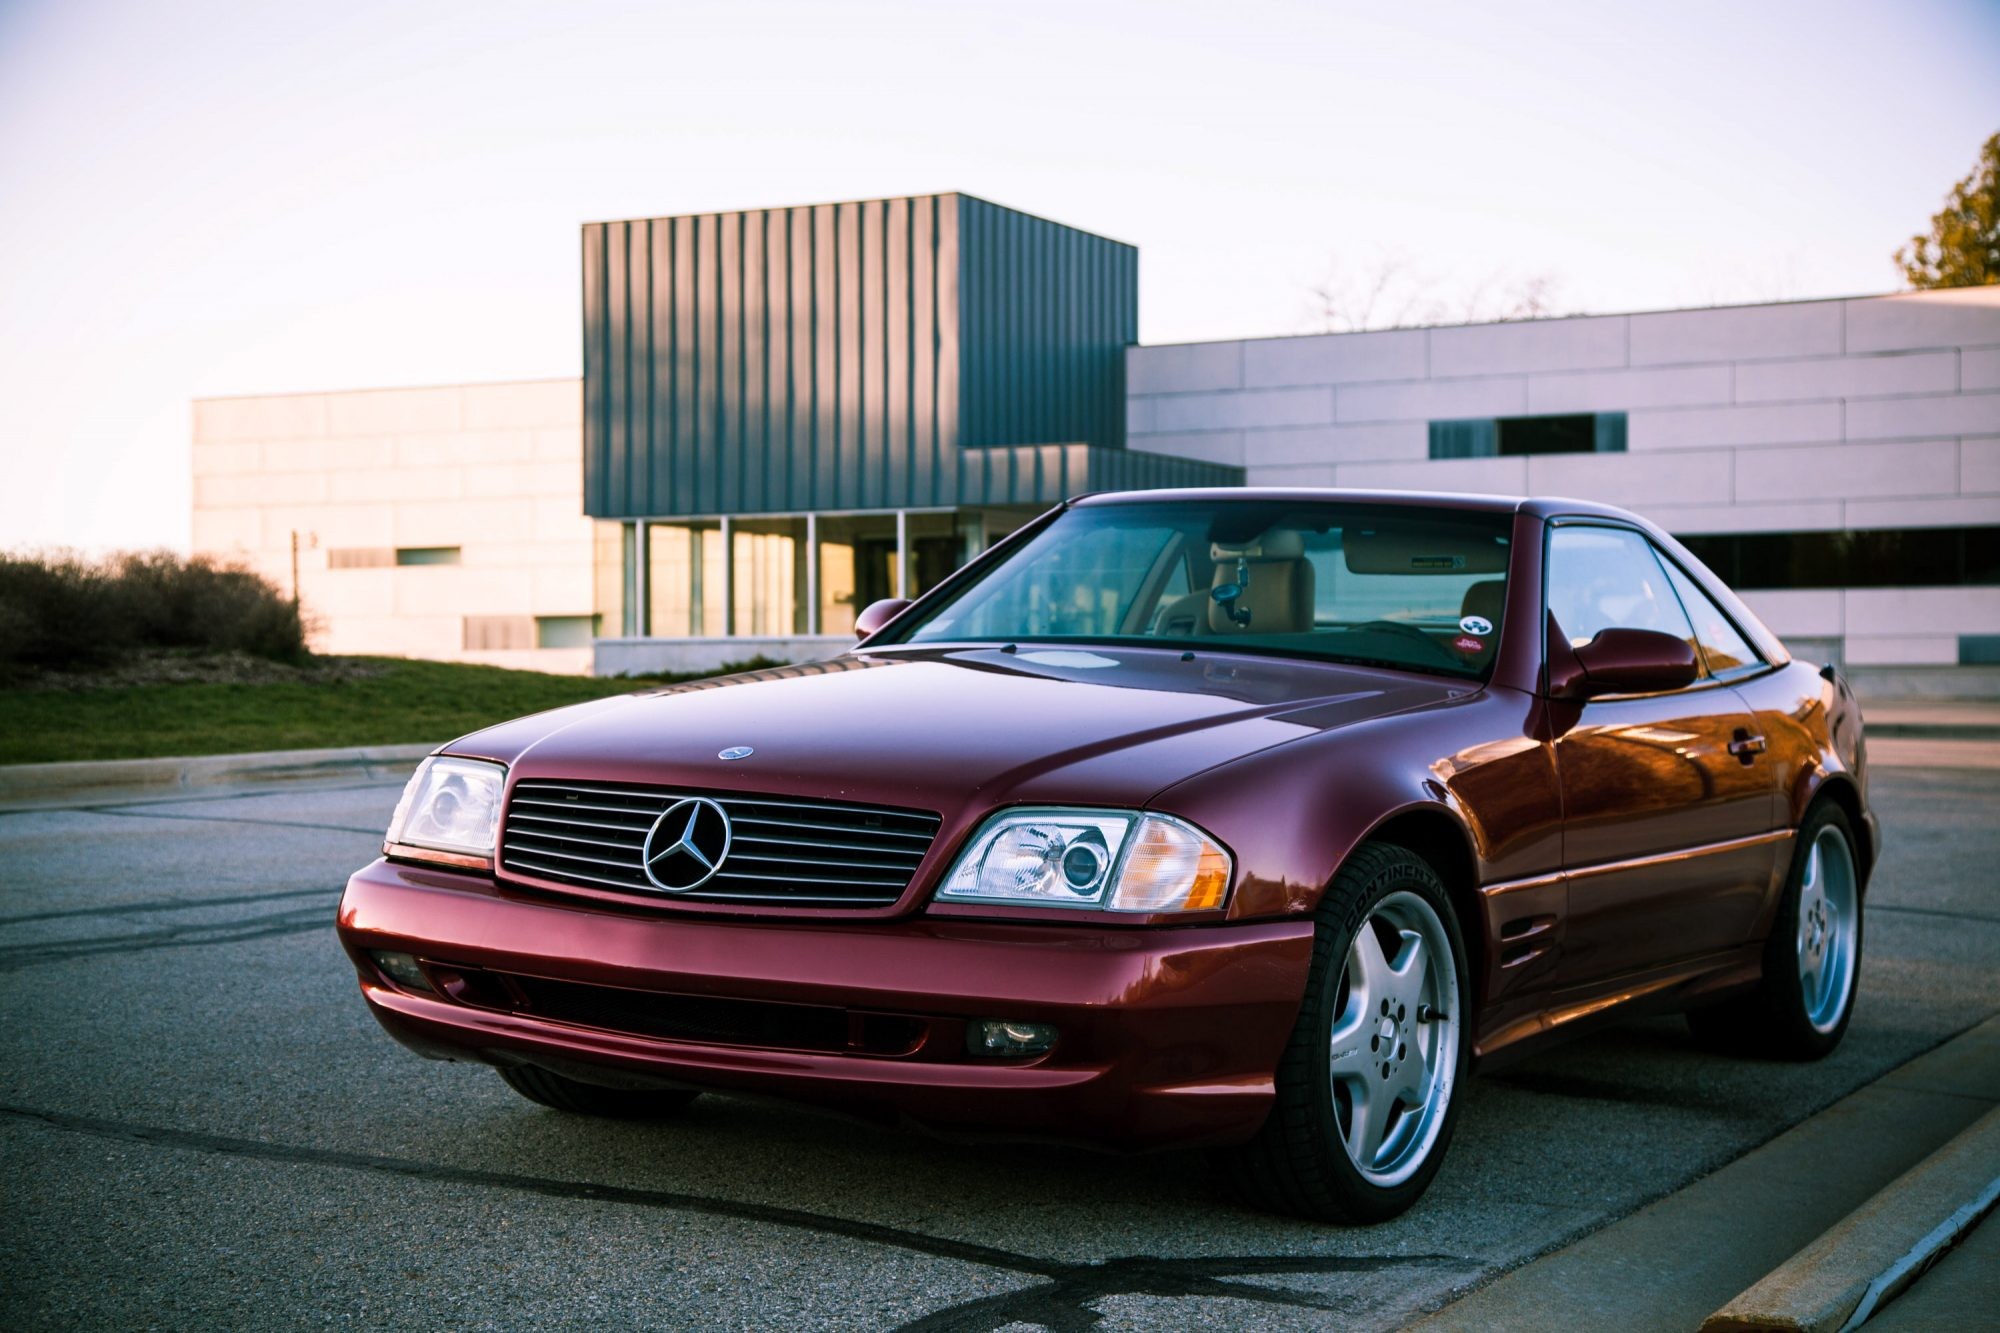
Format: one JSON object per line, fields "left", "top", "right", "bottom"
{"left": 1356, "top": 805, "right": 1486, "bottom": 1008}
{"left": 1805, "top": 772, "right": 1874, "bottom": 890}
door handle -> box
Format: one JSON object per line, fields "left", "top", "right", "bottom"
{"left": 1729, "top": 731, "right": 1766, "bottom": 761}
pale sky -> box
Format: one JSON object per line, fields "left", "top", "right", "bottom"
{"left": 2, "top": 0, "right": 1996, "bottom": 552}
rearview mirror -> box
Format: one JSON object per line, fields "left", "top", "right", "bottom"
{"left": 854, "top": 598, "right": 913, "bottom": 640}
{"left": 1561, "top": 627, "right": 1699, "bottom": 697}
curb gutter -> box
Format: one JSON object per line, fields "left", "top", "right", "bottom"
{"left": 1410, "top": 1013, "right": 2000, "bottom": 1330}
{"left": 0, "top": 743, "right": 436, "bottom": 804}
{"left": 1701, "top": 1104, "right": 2000, "bottom": 1332}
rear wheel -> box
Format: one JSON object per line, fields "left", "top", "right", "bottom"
{"left": 497, "top": 1065, "right": 701, "bottom": 1118}
{"left": 1688, "top": 802, "right": 1862, "bottom": 1060}
{"left": 1220, "top": 843, "right": 1469, "bottom": 1223}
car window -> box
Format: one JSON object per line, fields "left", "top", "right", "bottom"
{"left": 1661, "top": 558, "right": 1762, "bottom": 677}
{"left": 940, "top": 519, "right": 1187, "bottom": 640}
{"left": 1545, "top": 525, "right": 1697, "bottom": 652}
{"left": 889, "top": 501, "right": 1515, "bottom": 680}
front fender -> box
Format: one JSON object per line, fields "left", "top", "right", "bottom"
{"left": 1148, "top": 686, "right": 1562, "bottom": 922}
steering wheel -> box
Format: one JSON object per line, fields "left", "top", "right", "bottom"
{"left": 1342, "top": 620, "right": 1467, "bottom": 666}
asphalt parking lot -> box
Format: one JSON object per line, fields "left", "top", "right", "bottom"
{"left": 2, "top": 765, "right": 1997, "bottom": 1330}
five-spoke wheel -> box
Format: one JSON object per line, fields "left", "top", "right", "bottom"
{"left": 1796, "top": 823, "right": 1859, "bottom": 1034}
{"left": 1326, "top": 890, "right": 1461, "bottom": 1188}
{"left": 1221, "top": 842, "right": 1469, "bottom": 1223}
{"left": 1688, "top": 800, "right": 1864, "bottom": 1060}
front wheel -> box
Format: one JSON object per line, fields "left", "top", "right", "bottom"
{"left": 1688, "top": 802, "right": 1863, "bottom": 1060}
{"left": 1219, "top": 843, "right": 1469, "bottom": 1223}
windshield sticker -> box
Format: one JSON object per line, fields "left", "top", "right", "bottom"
{"left": 1453, "top": 635, "right": 1486, "bottom": 654}
{"left": 1459, "top": 615, "right": 1493, "bottom": 636}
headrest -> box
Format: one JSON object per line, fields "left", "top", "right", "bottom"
{"left": 1208, "top": 555, "right": 1315, "bottom": 634}
{"left": 1461, "top": 579, "right": 1506, "bottom": 627}
{"left": 1211, "top": 529, "right": 1305, "bottom": 560}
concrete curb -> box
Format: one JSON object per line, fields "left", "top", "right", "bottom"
{"left": 0, "top": 742, "right": 436, "bottom": 805}
{"left": 1701, "top": 1105, "right": 2000, "bottom": 1332}
{"left": 1410, "top": 1013, "right": 2000, "bottom": 1330}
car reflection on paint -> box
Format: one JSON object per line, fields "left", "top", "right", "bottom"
{"left": 338, "top": 489, "right": 1876, "bottom": 1222}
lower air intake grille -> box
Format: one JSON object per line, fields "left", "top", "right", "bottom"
{"left": 500, "top": 779, "right": 940, "bottom": 907}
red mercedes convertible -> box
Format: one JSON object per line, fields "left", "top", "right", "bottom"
{"left": 338, "top": 490, "right": 1875, "bottom": 1222}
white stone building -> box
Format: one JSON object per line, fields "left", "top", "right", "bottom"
{"left": 192, "top": 225, "right": 2000, "bottom": 695}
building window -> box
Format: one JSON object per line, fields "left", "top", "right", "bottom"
{"left": 535, "top": 615, "right": 600, "bottom": 649}
{"left": 648, "top": 522, "right": 726, "bottom": 637}
{"left": 395, "top": 546, "right": 462, "bottom": 566}
{"left": 1677, "top": 526, "right": 2000, "bottom": 591}
{"left": 733, "top": 517, "right": 809, "bottom": 636}
{"left": 1429, "top": 413, "right": 1626, "bottom": 459}
{"left": 816, "top": 514, "right": 905, "bottom": 636}
{"left": 1959, "top": 635, "right": 2000, "bottom": 665}
{"left": 462, "top": 615, "right": 533, "bottom": 650}
{"left": 327, "top": 548, "right": 394, "bottom": 569}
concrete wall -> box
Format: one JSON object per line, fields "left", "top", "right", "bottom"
{"left": 192, "top": 379, "right": 594, "bottom": 673}
{"left": 1128, "top": 288, "right": 2000, "bottom": 668}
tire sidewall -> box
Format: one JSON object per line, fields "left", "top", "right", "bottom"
{"left": 1302, "top": 848, "right": 1472, "bottom": 1220}
{"left": 1764, "top": 802, "right": 1863, "bottom": 1057}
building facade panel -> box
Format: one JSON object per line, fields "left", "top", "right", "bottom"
{"left": 1427, "top": 314, "right": 1628, "bottom": 377}
{"left": 1525, "top": 364, "right": 1734, "bottom": 414}
{"left": 193, "top": 381, "right": 599, "bottom": 673}
{"left": 1843, "top": 288, "right": 2000, "bottom": 352}
{"left": 1127, "top": 341, "right": 1241, "bottom": 394}
{"left": 1334, "top": 374, "right": 1528, "bottom": 424}
{"left": 1732, "top": 439, "right": 1958, "bottom": 502}
{"left": 1733, "top": 350, "right": 1960, "bottom": 403}
{"left": 1964, "top": 347, "right": 2000, "bottom": 393}
{"left": 1626, "top": 402, "right": 1843, "bottom": 450}
{"left": 1239, "top": 421, "right": 1427, "bottom": 468}
{"left": 1151, "top": 386, "right": 1335, "bottom": 432}
{"left": 1239, "top": 328, "right": 1427, "bottom": 387}
{"left": 1962, "top": 436, "right": 2000, "bottom": 494}
{"left": 1628, "top": 300, "right": 1843, "bottom": 366}
{"left": 1524, "top": 448, "right": 1733, "bottom": 507}
{"left": 1843, "top": 391, "right": 2000, "bottom": 441}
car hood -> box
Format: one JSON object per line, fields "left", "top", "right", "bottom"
{"left": 448, "top": 645, "right": 1468, "bottom": 813}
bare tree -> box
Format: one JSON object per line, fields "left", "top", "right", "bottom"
{"left": 1306, "top": 256, "right": 1568, "bottom": 333}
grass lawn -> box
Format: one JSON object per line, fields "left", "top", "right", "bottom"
{"left": 0, "top": 655, "right": 770, "bottom": 765}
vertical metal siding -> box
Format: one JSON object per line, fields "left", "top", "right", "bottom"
{"left": 582, "top": 192, "right": 1177, "bottom": 518}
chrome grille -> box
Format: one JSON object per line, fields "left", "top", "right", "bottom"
{"left": 499, "top": 779, "right": 940, "bottom": 907}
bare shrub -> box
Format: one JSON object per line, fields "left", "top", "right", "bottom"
{"left": 0, "top": 549, "right": 308, "bottom": 675}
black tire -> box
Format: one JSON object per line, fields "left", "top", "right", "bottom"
{"left": 1687, "top": 802, "right": 1862, "bottom": 1061}
{"left": 1218, "top": 842, "right": 1471, "bottom": 1223}
{"left": 497, "top": 1065, "right": 701, "bottom": 1118}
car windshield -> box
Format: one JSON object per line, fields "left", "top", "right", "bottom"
{"left": 881, "top": 500, "right": 1515, "bottom": 680}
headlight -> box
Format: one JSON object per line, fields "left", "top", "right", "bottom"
{"left": 935, "top": 808, "right": 1232, "bottom": 913}
{"left": 384, "top": 756, "right": 506, "bottom": 869}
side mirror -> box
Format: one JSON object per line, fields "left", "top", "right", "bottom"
{"left": 1560, "top": 627, "right": 1700, "bottom": 697}
{"left": 854, "top": 597, "right": 914, "bottom": 640}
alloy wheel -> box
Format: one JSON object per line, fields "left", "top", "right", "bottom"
{"left": 1797, "top": 824, "right": 1859, "bottom": 1033}
{"left": 1326, "top": 890, "right": 1461, "bottom": 1187}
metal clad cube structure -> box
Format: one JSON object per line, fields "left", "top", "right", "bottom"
{"left": 581, "top": 192, "right": 1239, "bottom": 520}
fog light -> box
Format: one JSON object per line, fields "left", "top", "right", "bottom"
{"left": 969, "top": 1019, "right": 1059, "bottom": 1058}
{"left": 369, "top": 950, "right": 434, "bottom": 994}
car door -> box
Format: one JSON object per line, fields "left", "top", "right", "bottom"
{"left": 1544, "top": 522, "right": 1781, "bottom": 990}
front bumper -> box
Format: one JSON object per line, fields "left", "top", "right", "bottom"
{"left": 337, "top": 858, "right": 1315, "bottom": 1150}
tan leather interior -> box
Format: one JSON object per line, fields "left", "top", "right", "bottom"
{"left": 1207, "top": 532, "right": 1316, "bottom": 634}
{"left": 1460, "top": 579, "right": 1506, "bottom": 629}
{"left": 1152, "top": 591, "right": 1209, "bottom": 636}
